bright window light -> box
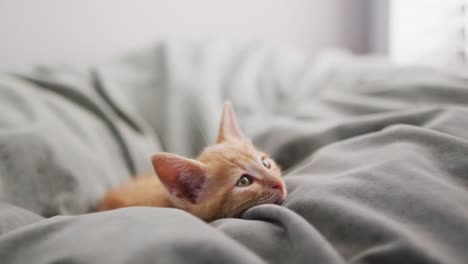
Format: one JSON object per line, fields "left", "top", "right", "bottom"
{"left": 390, "top": 0, "right": 465, "bottom": 64}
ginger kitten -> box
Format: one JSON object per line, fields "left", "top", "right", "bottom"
{"left": 97, "top": 101, "right": 287, "bottom": 222}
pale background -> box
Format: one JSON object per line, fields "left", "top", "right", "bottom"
{"left": 389, "top": 0, "right": 466, "bottom": 64}
{"left": 0, "top": 0, "right": 388, "bottom": 72}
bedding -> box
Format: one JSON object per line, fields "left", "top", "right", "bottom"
{"left": 0, "top": 40, "right": 468, "bottom": 263}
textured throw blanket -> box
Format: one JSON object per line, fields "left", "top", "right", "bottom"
{"left": 0, "top": 41, "right": 468, "bottom": 264}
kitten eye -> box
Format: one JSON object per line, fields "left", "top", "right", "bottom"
{"left": 261, "top": 157, "right": 271, "bottom": 169}
{"left": 236, "top": 174, "right": 254, "bottom": 187}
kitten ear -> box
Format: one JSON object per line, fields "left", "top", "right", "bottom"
{"left": 151, "top": 153, "right": 207, "bottom": 204}
{"left": 217, "top": 100, "right": 245, "bottom": 143}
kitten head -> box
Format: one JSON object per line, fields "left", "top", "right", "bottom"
{"left": 151, "top": 101, "right": 287, "bottom": 221}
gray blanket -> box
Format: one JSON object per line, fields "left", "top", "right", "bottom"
{"left": 1, "top": 40, "right": 468, "bottom": 264}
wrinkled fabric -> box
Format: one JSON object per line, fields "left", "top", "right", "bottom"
{"left": 0, "top": 41, "right": 468, "bottom": 263}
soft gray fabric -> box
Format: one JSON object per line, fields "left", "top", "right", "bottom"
{"left": 0, "top": 203, "right": 43, "bottom": 235}
{"left": 1, "top": 40, "right": 468, "bottom": 263}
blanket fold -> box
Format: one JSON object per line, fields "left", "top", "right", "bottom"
{"left": 1, "top": 41, "right": 468, "bottom": 263}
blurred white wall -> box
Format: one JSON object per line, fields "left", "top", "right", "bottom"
{"left": 0, "top": 0, "right": 373, "bottom": 71}
{"left": 389, "top": 0, "right": 465, "bottom": 64}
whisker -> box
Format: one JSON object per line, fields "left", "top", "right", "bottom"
{"left": 231, "top": 198, "right": 258, "bottom": 217}
{"left": 230, "top": 192, "right": 277, "bottom": 218}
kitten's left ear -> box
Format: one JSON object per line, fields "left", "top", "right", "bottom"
{"left": 151, "top": 153, "right": 207, "bottom": 204}
{"left": 217, "top": 100, "right": 246, "bottom": 143}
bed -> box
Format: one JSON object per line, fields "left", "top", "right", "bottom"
{"left": 0, "top": 40, "right": 467, "bottom": 263}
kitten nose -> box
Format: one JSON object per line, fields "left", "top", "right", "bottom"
{"left": 271, "top": 181, "right": 284, "bottom": 194}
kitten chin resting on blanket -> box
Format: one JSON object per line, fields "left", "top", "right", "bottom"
{"left": 97, "top": 101, "right": 287, "bottom": 222}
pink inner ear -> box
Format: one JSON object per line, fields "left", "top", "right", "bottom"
{"left": 217, "top": 101, "right": 244, "bottom": 143}
{"left": 176, "top": 173, "right": 206, "bottom": 203}
{"left": 151, "top": 153, "right": 207, "bottom": 204}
